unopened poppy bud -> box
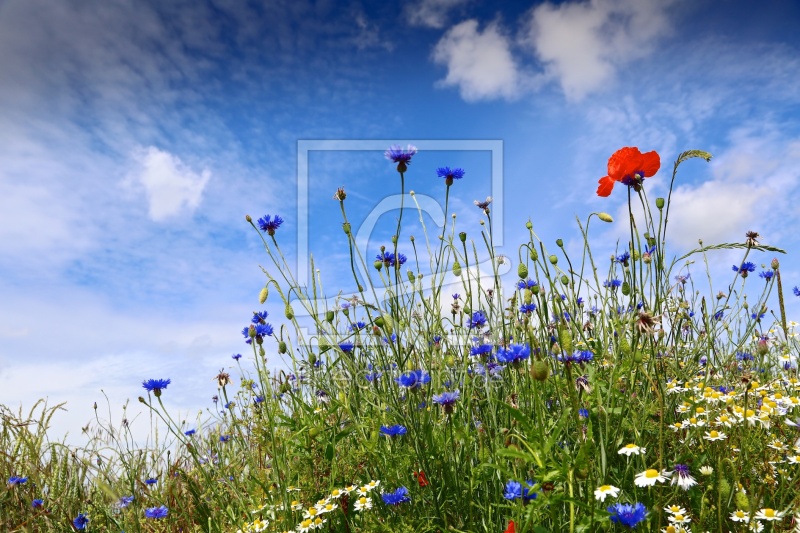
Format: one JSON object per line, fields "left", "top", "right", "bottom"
{"left": 407, "top": 271, "right": 415, "bottom": 283}
{"left": 325, "top": 310, "right": 334, "bottom": 323}
{"left": 285, "top": 303, "right": 294, "bottom": 320}
{"left": 308, "top": 353, "right": 317, "bottom": 365}
{"left": 374, "top": 260, "right": 383, "bottom": 271}
{"left": 245, "top": 214, "right": 252, "bottom": 222}
{"left": 621, "top": 281, "right": 630, "bottom": 296}
{"left": 531, "top": 284, "right": 540, "bottom": 295}
{"left": 391, "top": 235, "right": 397, "bottom": 244}
{"left": 452, "top": 261, "right": 462, "bottom": 277}
{"left": 518, "top": 263, "right": 528, "bottom": 279}
{"left": 561, "top": 275, "right": 569, "bottom": 286}
{"left": 278, "top": 341, "right": 287, "bottom": 354}
{"left": 656, "top": 197, "right": 665, "bottom": 209}
{"left": 549, "top": 255, "right": 558, "bottom": 265}
{"left": 526, "top": 221, "right": 533, "bottom": 230}
{"left": 459, "top": 232, "right": 467, "bottom": 243}
{"left": 342, "top": 222, "right": 351, "bottom": 235}
{"left": 597, "top": 212, "right": 613, "bottom": 223}
{"left": 530, "top": 249, "right": 538, "bottom": 261}
{"left": 259, "top": 286, "right": 269, "bottom": 304}
{"left": 556, "top": 239, "right": 564, "bottom": 247}
{"left": 771, "top": 258, "right": 779, "bottom": 270}
{"left": 374, "top": 316, "right": 385, "bottom": 328}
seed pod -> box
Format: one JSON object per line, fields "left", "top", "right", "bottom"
{"left": 549, "top": 255, "right": 558, "bottom": 265}
{"left": 342, "top": 222, "right": 351, "bottom": 235}
{"left": 530, "top": 249, "right": 538, "bottom": 261}
{"left": 278, "top": 341, "right": 287, "bottom": 354}
{"left": 374, "top": 316, "right": 385, "bottom": 328}
{"left": 531, "top": 285, "right": 540, "bottom": 295}
{"left": 558, "top": 326, "right": 573, "bottom": 355}
{"left": 656, "top": 197, "right": 665, "bottom": 209}
{"left": 597, "top": 212, "right": 613, "bottom": 223}
{"left": 718, "top": 478, "right": 731, "bottom": 501}
{"left": 560, "top": 275, "right": 569, "bottom": 286}
{"left": 459, "top": 232, "right": 467, "bottom": 243}
{"left": 374, "top": 260, "right": 383, "bottom": 271}
{"left": 285, "top": 303, "right": 294, "bottom": 320}
{"left": 531, "top": 359, "right": 550, "bottom": 381}
{"left": 325, "top": 310, "right": 335, "bottom": 323}
{"left": 518, "top": 263, "right": 528, "bottom": 279}
{"left": 453, "top": 260, "right": 462, "bottom": 277}
{"left": 556, "top": 239, "right": 564, "bottom": 247}
{"left": 734, "top": 490, "right": 749, "bottom": 510}
{"left": 771, "top": 258, "right": 779, "bottom": 270}
{"left": 525, "top": 221, "right": 532, "bottom": 230}
{"left": 621, "top": 281, "right": 630, "bottom": 296}
{"left": 259, "top": 346, "right": 265, "bottom": 357}
{"left": 308, "top": 353, "right": 317, "bottom": 365}
{"left": 259, "top": 286, "right": 269, "bottom": 304}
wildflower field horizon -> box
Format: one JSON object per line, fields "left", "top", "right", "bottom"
{"left": 3, "top": 144, "right": 800, "bottom": 533}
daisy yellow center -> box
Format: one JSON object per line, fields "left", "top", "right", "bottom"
{"left": 625, "top": 444, "right": 636, "bottom": 449}
{"left": 674, "top": 514, "right": 684, "bottom": 521}
{"left": 719, "top": 415, "right": 729, "bottom": 422}
{"left": 696, "top": 407, "right": 705, "bottom": 414}
{"left": 764, "top": 509, "right": 775, "bottom": 517}
{"left": 325, "top": 504, "right": 333, "bottom": 511}
{"left": 600, "top": 485, "right": 611, "bottom": 491}
{"left": 690, "top": 417, "right": 698, "bottom": 424}
{"left": 666, "top": 526, "right": 676, "bottom": 533}
{"left": 331, "top": 490, "right": 340, "bottom": 497}
{"left": 645, "top": 469, "right": 659, "bottom": 478}
{"left": 668, "top": 506, "right": 680, "bottom": 512}
{"left": 359, "top": 497, "right": 367, "bottom": 505}
{"left": 745, "top": 409, "right": 755, "bottom": 417}
{"left": 308, "top": 508, "right": 317, "bottom": 516}
{"left": 314, "top": 518, "right": 323, "bottom": 525}
{"left": 291, "top": 500, "right": 299, "bottom": 506}
{"left": 735, "top": 511, "right": 745, "bottom": 518}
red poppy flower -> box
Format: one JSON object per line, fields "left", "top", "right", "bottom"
{"left": 413, "top": 470, "right": 429, "bottom": 487}
{"left": 504, "top": 520, "right": 516, "bottom": 533}
{"left": 597, "top": 147, "right": 660, "bottom": 197}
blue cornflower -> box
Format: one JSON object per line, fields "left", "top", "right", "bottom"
{"left": 339, "top": 342, "right": 354, "bottom": 353}
{"left": 231, "top": 353, "right": 242, "bottom": 361}
{"left": 516, "top": 278, "right": 538, "bottom": 290}
{"left": 242, "top": 326, "right": 253, "bottom": 344}
{"left": 350, "top": 321, "right": 366, "bottom": 331}
{"left": 759, "top": 270, "right": 774, "bottom": 281}
{"left": 384, "top": 144, "right": 417, "bottom": 167}
{"left": 732, "top": 262, "right": 756, "bottom": 277}
{"left": 737, "top": 352, "right": 754, "bottom": 362}
{"left": 794, "top": 286, "right": 800, "bottom": 296}
{"left": 376, "top": 251, "right": 406, "bottom": 267}
{"left": 556, "top": 350, "right": 594, "bottom": 365}
{"left": 251, "top": 311, "right": 268, "bottom": 324}
{"left": 383, "top": 333, "right": 398, "bottom": 344}
{"left": 142, "top": 379, "right": 171, "bottom": 397}
{"left": 381, "top": 486, "right": 411, "bottom": 505}
{"left": 118, "top": 496, "right": 134, "bottom": 509}
{"left": 714, "top": 310, "right": 724, "bottom": 320}
{"left": 32, "top": 499, "right": 44, "bottom": 508}
{"left": 73, "top": 513, "right": 89, "bottom": 530}
{"left": 432, "top": 335, "right": 443, "bottom": 345}
{"left": 8, "top": 475, "right": 27, "bottom": 486}
{"left": 468, "top": 310, "right": 488, "bottom": 329}
{"left": 145, "top": 478, "right": 158, "bottom": 485}
{"left": 607, "top": 502, "right": 647, "bottom": 528}
{"left": 615, "top": 252, "right": 630, "bottom": 264}
{"left": 256, "top": 214, "right": 283, "bottom": 235}
{"left": 340, "top": 302, "right": 350, "bottom": 310}
{"left": 751, "top": 311, "right": 766, "bottom": 321}
{"left": 452, "top": 293, "right": 460, "bottom": 300}
{"left": 224, "top": 401, "right": 234, "bottom": 409}
{"left": 145, "top": 505, "right": 168, "bottom": 519}
{"left": 437, "top": 166, "right": 465, "bottom": 185}
{"left": 603, "top": 279, "right": 622, "bottom": 288}
{"left": 220, "top": 435, "right": 231, "bottom": 443}
{"left": 255, "top": 323, "right": 273, "bottom": 337}
{"left": 496, "top": 344, "right": 531, "bottom": 364}
{"left": 675, "top": 273, "right": 690, "bottom": 284}
{"left": 504, "top": 480, "right": 537, "bottom": 501}
{"left": 365, "top": 371, "right": 382, "bottom": 382}
{"left": 519, "top": 303, "right": 537, "bottom": 314}
{"left": 380, "top": 424, "right": 407, "bottom": 437}
{"left": 578, "top": 408, "right": 589, "bottom": 419}
{"left": 184, "top": 429, "right": 196, "bottom": 436}
{"left": 254, "top": 395, "right": 264, "bottom": 404}
{"left": 576, "top": 297, "right": 585, "bottom": 306}
{"left": 395, "top": 370, "right": 431, "bottom": 390}
{"left": 432, "top": 390, "right": 461, "bottom": 413}
{"left": 470, "top": 344, "right": 494, "bottom": 357}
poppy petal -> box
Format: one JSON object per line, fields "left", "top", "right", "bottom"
{"left": 607, "top": 147, "right": 642, "bottom": 181}
{"left": 504, "top": 520, "right": 516, "bottom": 533}
{"left": 596, "top": 176, "right": 615, "bottom": 197}
{"left": 638, "top": 150, "right": 660, "bottom": 177}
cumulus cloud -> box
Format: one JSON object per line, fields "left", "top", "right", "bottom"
{"left": 127, "top": 147, "right": 211, "bottom": 222}
{"left": 432, "top": 19, "right": 520, "bottom": 101}
{"left": 525, "top": 0, "right": 675, "bottom": 101}
{"left": 527, "top": 0, "right": 671, "bottom": 100}
{"left": 407, "top": 0, "right": 470, "bottom": 29}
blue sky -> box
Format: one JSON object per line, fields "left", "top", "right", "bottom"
{"left": 2, "top": 0, "right": 800, "bottom": 440}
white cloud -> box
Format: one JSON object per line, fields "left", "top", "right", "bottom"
{"left": 127, "top": 147, "right": 211, "bottom": 222}
{"left": 525, "top": 0, "right": 674, "bottom": 100}
{"left": 407, "top": 0, "right": 469, "bottom": 29}
{"left": 432, "top": 19, "right": 520, "bottom": 101}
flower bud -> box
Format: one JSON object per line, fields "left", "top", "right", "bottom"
{"left": 326, "top": 310, "right": 334, "bottom": 323}
{"left": 518, "top": 263, "right": 528, "bottom": 279}
{"left": 597, "top": 212, "right": 613, "bottom": 223}
{"left": 558, "top": 326, "right": 573, "bottom": 355}
{"left": 374, "top": 316, "right": 385, "bottom": 328}
{"left": 656, "top": 197, "right": 665, "bottom": 209}
{"left": 280, "top": 381, "right": 291, "bottom": 394}
{"left": 549, "top": 255, "right": 558, "bottom": 265}
{"left": 245, "top": 214, "right": 252, "bottom": 222}
{"left": 531, "top": 285, "right": 540, "bottom": 295}
{"left": 459, "top": 232, "right": 467, "bottom": 243}
{"left": 259, "top": 286, "right": 269, "bottom": 304}
{"left": 621, "top": 281, "right": 630, "bottom": 296}
{"left": 138, "top": 396, "right": 146, "bottom": 404}
{"left": 560, "top": 275, "right": 569, "bottom": 286}
{"left": 342, "top": 222, "right": 351, "bottom": 235}
{"left": 308, "top": 353, "right": 318, "bottom": 366}
{"left": 374, "top": 260, "right": 383, "bottom": 271}
{"left": 407, "top": 271, "right": 415, "bottom": 283}
{"left": 285, "top": 303, "right": 294, "bottom": 320}
{"left": 391, "top": 235, "right": 397, "bottom": 244}
{"left": 259, "top": 346, "right": 265, "bottom": 357}
{"left": 771, "top": 258, "right": 780, "bottom": 270}
{"left": 556, "top": 239, "right": 564, "bottom": 247}
{"left": 525, "top": 221, "right": 533, "bottom": 230}
{"left": 278, "top": 341, "right": 287, "bottom": 354}
{"left": 452, "top": 261, "right": 462, "bottom": 277}
{"left": 531, "top": 359, "right": 550, "bottom": 381}
{"left": 530, "top": 249, "right": 538, "bottom": 261}
{"left": 342, "top": 307, "right": 349, "bottom": 317}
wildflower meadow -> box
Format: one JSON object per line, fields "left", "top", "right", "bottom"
{"left": 4, "top": 145, "right": 800, "bottom": 533}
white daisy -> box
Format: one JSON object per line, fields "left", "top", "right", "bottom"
{"left": 634, "top": 468, "right": 672, "bottom": 487}
{"left": 618, "top": 443, "right": 646, "bottom": 456}
{"left": 730, "top": 510, "right": 749, "bottom": 522}
{"left": 353, "top": 496, "right": 372, "bottom": 512}
{"left": 703, "top": 429, "right": 727, "bottom": 441}
{"left": 754, "top": 508, "right": 785, "bottom": 521}
{"left": 593, "top": 484, "right": 621, "bottom": 502}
